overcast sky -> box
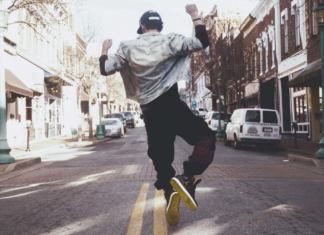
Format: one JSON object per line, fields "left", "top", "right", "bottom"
{"left": 77, "top": 0, "right": 260, "bottom": 52}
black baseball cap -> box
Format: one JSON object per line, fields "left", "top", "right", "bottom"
{"left": 137, "top": 10, "right": 163, "bottom": 34}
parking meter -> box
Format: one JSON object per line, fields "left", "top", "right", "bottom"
{"left": 26, "top": 120, "right": 31, "bottom": 152}
{"left": 291, "top": 120, "right": 298, "bottom": 149}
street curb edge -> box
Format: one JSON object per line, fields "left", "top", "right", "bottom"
{"left": 288, "top": 154, "right": 324, "bottom": 168}
{"left": 5, "top": 157, "right": 42, "bottom": 173}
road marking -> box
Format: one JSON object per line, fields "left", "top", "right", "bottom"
{"left": 154, "top": 189, "right": 168, "bottom": 235}
{"left": 126, "top": 183, "right": 150, "bottom": 235}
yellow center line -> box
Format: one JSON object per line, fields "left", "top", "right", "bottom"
{"left": 126, "top": 183, "right": 150, "bottom": 235}
{"left": 154, "top": 189, "right": 168, "bottom": 235}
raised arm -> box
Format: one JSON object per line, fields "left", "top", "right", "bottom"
{"left": 185, "top": 4, "right": 209, "bottom": 49}
{"left": 99, "top": 39, "right": 127, "bottom": 76}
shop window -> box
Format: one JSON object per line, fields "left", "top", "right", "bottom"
{"left": 294, "top": 95, "right": 307, "bottom": 122}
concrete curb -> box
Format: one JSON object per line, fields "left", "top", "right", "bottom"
{"left": 288, "top": 154, "right": 324, "bottom": 168}
{"left": 282, "top": 147, "right": 315, "bottom": 156}
{"left": 4, "top": 157, "right": 42, "bottom": 173}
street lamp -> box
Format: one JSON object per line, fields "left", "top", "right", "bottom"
{"left": 216, "top": 78, "right": 223, "bottom": 138}
{"left": 0, "top": 3, "right": 14, "bottom": 164}
{"left": 313, "top": 0, "right": 324, "bottom": 158}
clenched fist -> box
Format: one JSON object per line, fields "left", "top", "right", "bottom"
{"left": 102, "top": 39, "right": 113, "bottom": 54}
{"left": 185, "top": 4, "right": 198, "bottom": 17}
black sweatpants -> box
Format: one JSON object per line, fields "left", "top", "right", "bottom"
{"left": 141, "top": 84, "right": 216, "bottom": 191}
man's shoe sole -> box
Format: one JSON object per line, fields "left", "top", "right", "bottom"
{"left": 170, "top": 178, "right": 197, "bottom": 211}
{"left": 166, "top": 192, "right": 181, "bottom": 225}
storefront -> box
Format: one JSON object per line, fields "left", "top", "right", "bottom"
{"left": 287, "top": 59, "right": 321, "bottom": 141}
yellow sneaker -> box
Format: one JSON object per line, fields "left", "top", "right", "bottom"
{"left": 165, "top": 191, "right": 181, "bottom": 225}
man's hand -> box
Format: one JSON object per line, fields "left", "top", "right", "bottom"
{"left": 185, "top": 4, "right": 202, "bottom": 26}
{"left": 102, "top": 39, "right": 113, "bottom": 55}
{"left": 185, "top": 4, "right": 199, "bottom": 18}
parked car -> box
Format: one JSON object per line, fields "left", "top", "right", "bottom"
{"left": 191, "top": 110, "right": 199, "bottom": 116}
{"left": 130, "top": 111, "right": 139, "bottom": 123}
{"left": 102, "top": 118, "right": 124, "bottom": 138}
{"left": 104, "top": 113, "right": 127, "bottom": 133}
{"left": 122, "top": 111, "right": 136, "bottom": 128}
{"left": 224, "top": 108, "right": 281, "bottom": 149}
{"left": 205, "top": 111, "right": 231, "bottom": 132}
{"left": 197, "top": 108, "right": 208, "bottom": 118}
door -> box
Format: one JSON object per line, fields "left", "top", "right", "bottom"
{"left": 261, "top": 79, "right": 275, "bottom": 109}
{"left": 281, "top": 77, "right": 292, "bottom": 132}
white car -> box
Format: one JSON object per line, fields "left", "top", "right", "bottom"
{"left": 205, "top": 111, "right": 231, "bottom": 132}
{"left": 131, "top": 111, "right": 139, "bottom": 123}
{"left": 198, "top": 108, "right": 208, "bottom": 118}
{"left": 224, "top": 108, "right": 281, "bottom": 149}
{"left": 102, "top": 118, "right": 124, "bottom": 138}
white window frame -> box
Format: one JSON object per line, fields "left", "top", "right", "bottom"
{"left": 292, "top": 3, "right": 300, "bottom": 47}
{"left": 281, "top": 8, "right": 288, "bottom": 54}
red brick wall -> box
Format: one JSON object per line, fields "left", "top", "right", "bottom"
{"left": 305, "top": 0, "right": 321, "bottom": 64}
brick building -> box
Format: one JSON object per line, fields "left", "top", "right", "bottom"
{"left": 286, "top": 0, "right": 322, "bottom": 141}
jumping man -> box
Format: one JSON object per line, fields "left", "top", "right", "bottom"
{"left": 99, "top": 4, "right": 216, "bottom": 225}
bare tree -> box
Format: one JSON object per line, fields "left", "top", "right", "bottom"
{"left": 5, "top": 0, "right": 70, "bottom": 37}
{"left": 105, "top": 72, "right": 126, "bottom": 113}
{"left": 82, "top": 56, "right": 101, "bottom": 138}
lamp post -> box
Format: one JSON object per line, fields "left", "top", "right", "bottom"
{"left": 216, "top": 78, "right": 223, "bottom": 138}
{"left": 313, "top": 0, "right": 324, "bottom": 158}
{"left": 0, "top": 3, "right": 14, "bottom": 164}
{"left": 96, "top": 87, "right": 104, "bottom": 140}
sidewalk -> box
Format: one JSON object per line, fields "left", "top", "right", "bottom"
{"left": 0, "top": 134, "right": 108, "bottom": 174}
{"left": 279, "top": 136, "right": 319, "bottom": 156}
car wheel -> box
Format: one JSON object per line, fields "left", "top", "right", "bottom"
{"left": 224, "top": 134, "right": 231, "bottom": 146}
{"left": 234, "top": 135, "right": 240, "bottom": 150}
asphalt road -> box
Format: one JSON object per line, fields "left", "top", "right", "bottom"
{"left": 1, "top": 120, "right": 324, "bottom": 235}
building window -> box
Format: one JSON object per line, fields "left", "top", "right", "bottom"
{"left": 294, "top": 95, "right": 307, "bottom": 123}
{"left": 260, "top": 48, "right": 263, "bottom": 75}
{"left": 284, "top": 17, "right": 288, "bottom": 53}
{"left": 295, "top": 6, "right": 300, "bottom": 46}
{"left": 265, "top": 49, "right": 268, "bottom": 72}
{"left": 255, "top": 51, "right": 257, "bottom": 77}
{"left": 313, "top": 1, "right": 318, "bottom": 35}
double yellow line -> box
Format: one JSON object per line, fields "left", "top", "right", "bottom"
{"left": 126, "top": 183, "right": 168, "bottom": 235}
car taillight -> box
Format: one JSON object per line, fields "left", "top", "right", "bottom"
{"left": 279, "top": 127, "right": 282, "bottom": 135}
{"left": 240, "top": 125, "right": 243, "bottom": 133}
{"left": 208, "top": 120, "right": 211, "bottom": 125}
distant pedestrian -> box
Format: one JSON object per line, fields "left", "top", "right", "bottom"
{"left": 99, "top": 4, "right": 215, "bottom": 225}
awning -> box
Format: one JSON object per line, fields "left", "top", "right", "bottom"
{"left": 287, "top": 59, "right": 321, "bottom": 87}
{"left": 31, "top": 89, "right": 43, "bottom": 97}
{"left": 5, "top": 69, "right": 33, "bottom": 97}
{"left": 81, "top": 91, "right": 89, "bottom": 101}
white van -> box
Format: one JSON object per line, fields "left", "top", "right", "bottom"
{"left": 224, "top": 108, "right": 281, "bottom": 149}
{"left": 205, "top": 111, "right": 231, "bottom": 132}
